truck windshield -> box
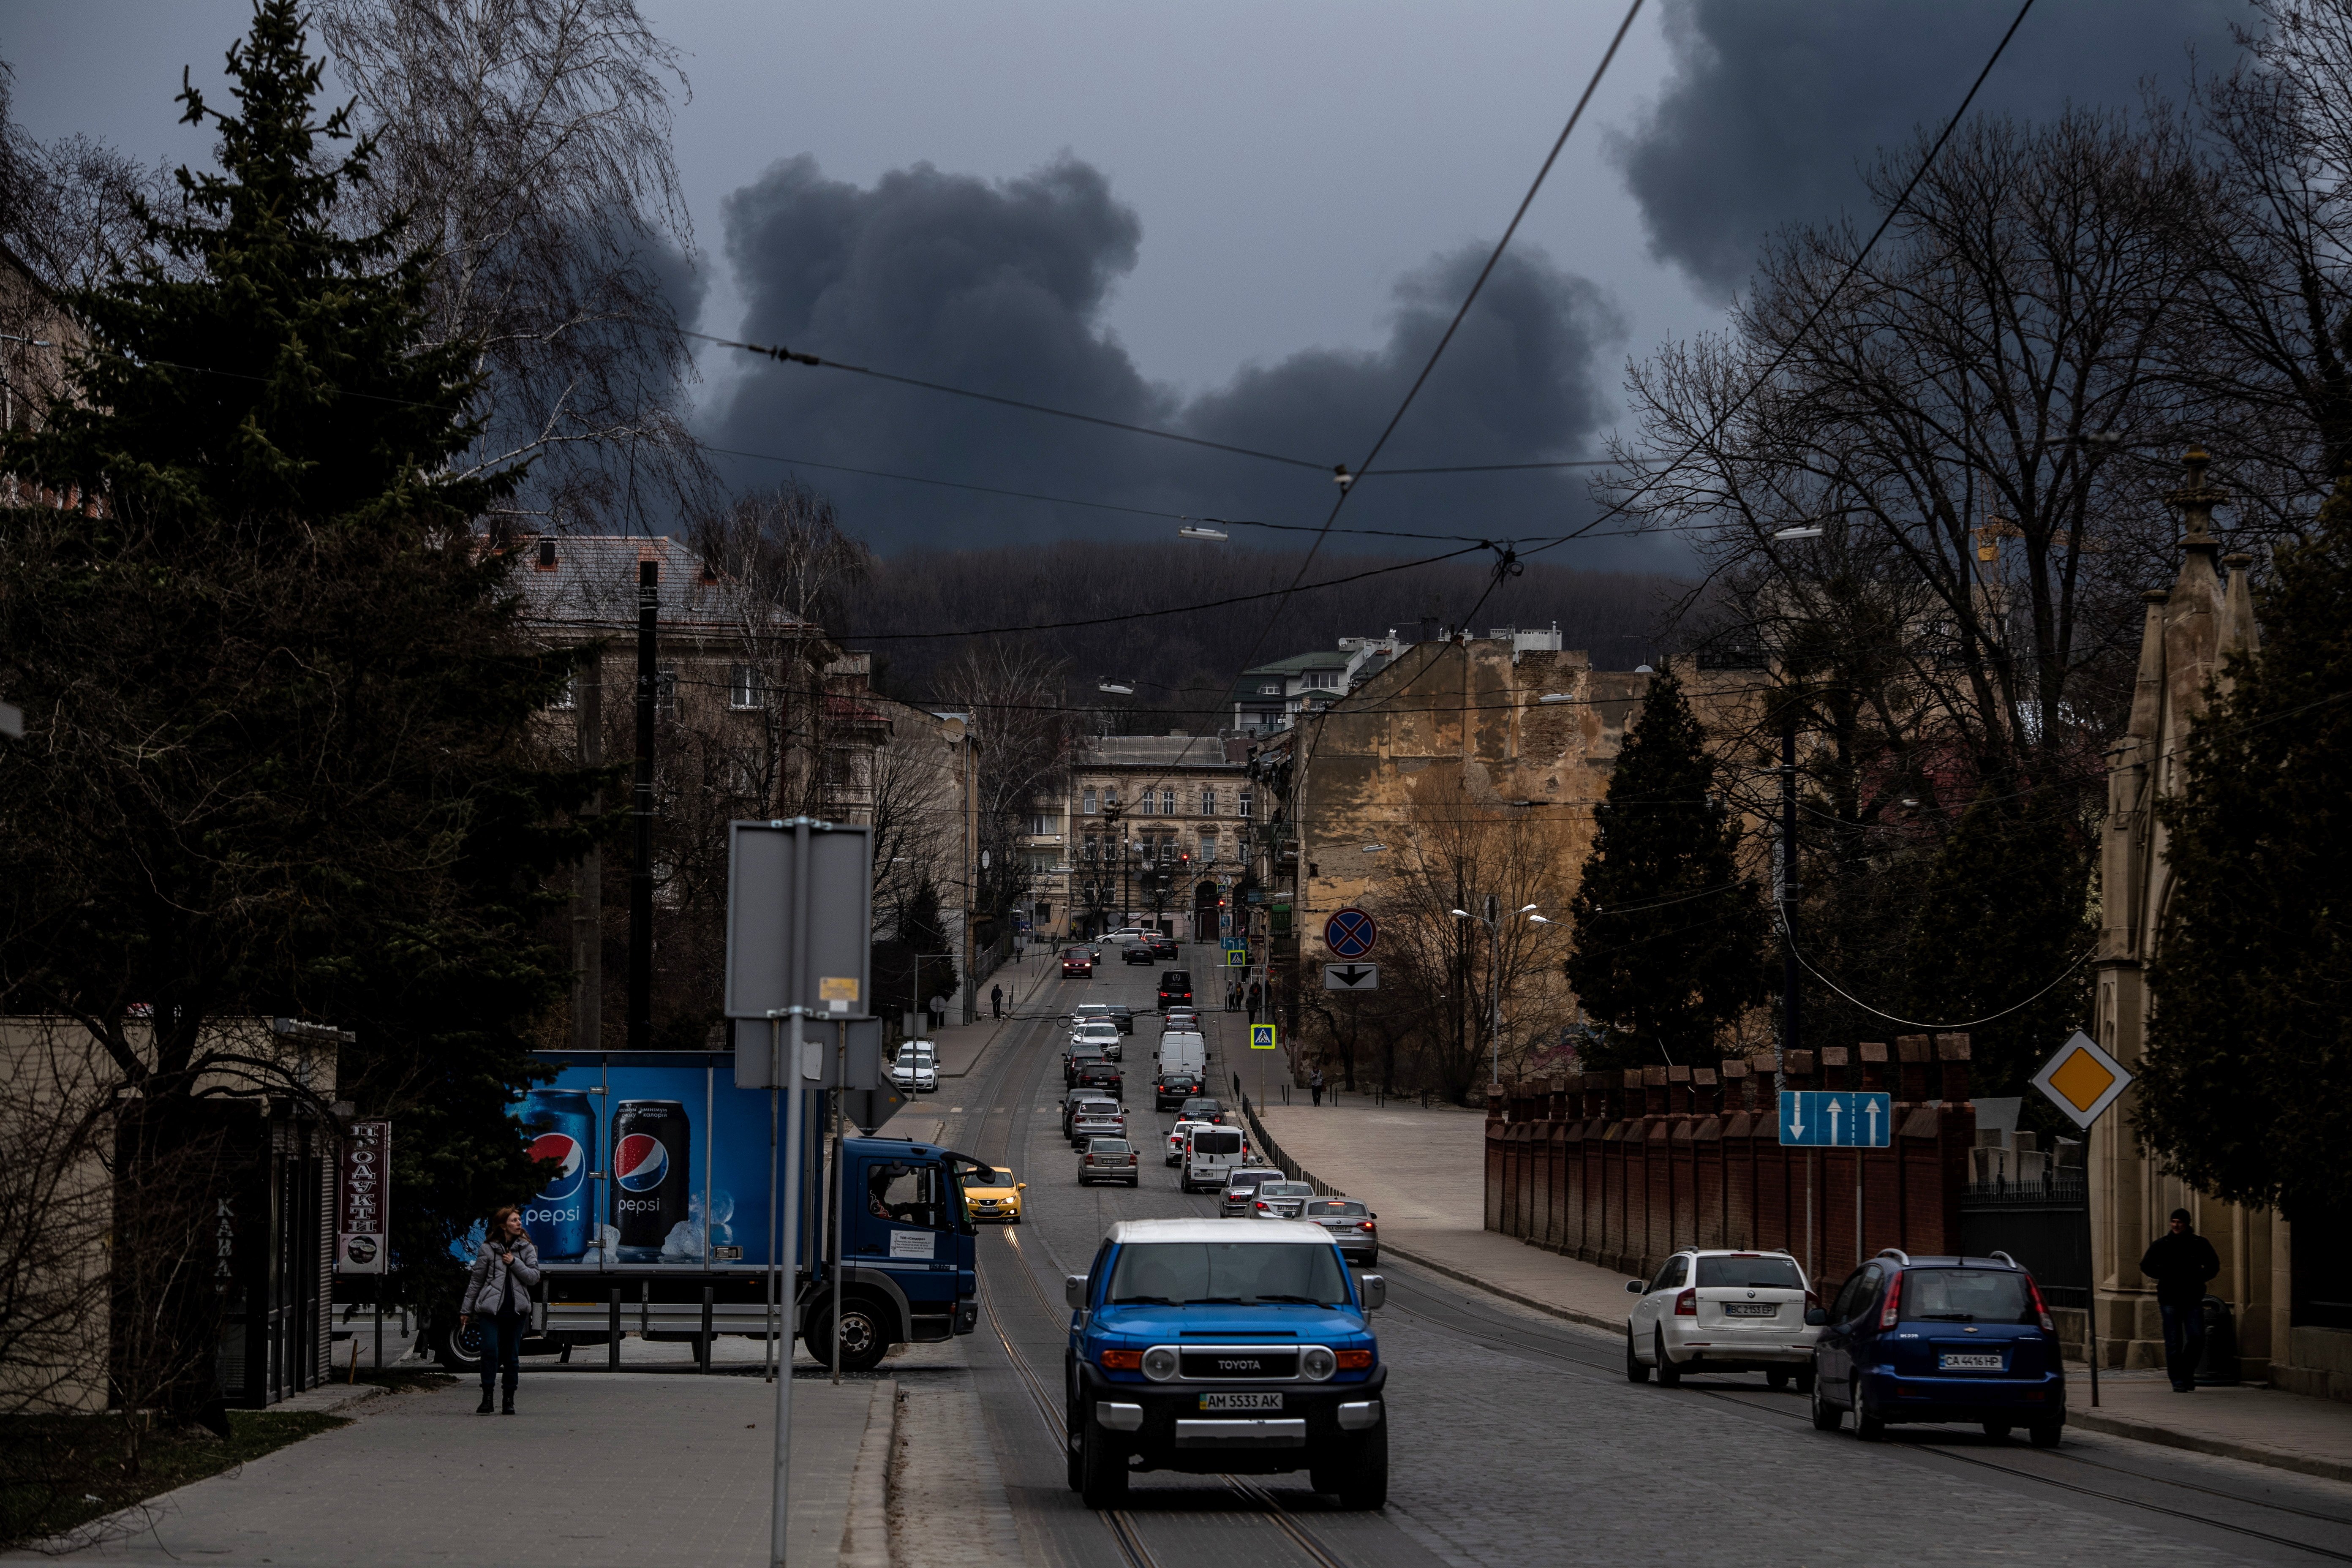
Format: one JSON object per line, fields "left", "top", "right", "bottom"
{"left": 1696, "top": 1256, "right": 1805, "bottom": 1290}
{"left": 1108, "top": 1242, "right": 1349, "bottom": 1307}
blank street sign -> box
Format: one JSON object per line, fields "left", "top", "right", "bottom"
{"left": 2032, "top": 1030, "right": 2132, "bottom": 1130}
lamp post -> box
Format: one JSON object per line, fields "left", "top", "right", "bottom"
{"left": 1451, "top": 899, "right": 1548, "bottom": 1091}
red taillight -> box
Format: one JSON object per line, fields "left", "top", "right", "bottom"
{"left": 1880, "top": 1270, "right": 1903, "bottom": 1329}
{"left": 1804, "top": 1288, "right": 1821, "bottom": 1312}
{"left": 1255, "top": 1200, "right": 1271, "bottom": 1212}
{"left": 2025, "top": 1275, "right": 2055, "bottom": 1332}
{"left": 1358, "top": 1221, "right": 1376, "bottom": 1232}
{"left": 1675, "top": 1288, "right": 1697, "bottom": 1317}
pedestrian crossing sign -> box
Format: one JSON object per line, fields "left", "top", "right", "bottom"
{"left": 1250, "top": 1024, "right": 1278, "bottom": 1051}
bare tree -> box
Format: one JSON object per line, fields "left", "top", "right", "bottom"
{"left": 316, "top": 0, "right": 710, "bottom": 534}
{"left": 941, "top": 643, "right": 1075, "bottom": 945}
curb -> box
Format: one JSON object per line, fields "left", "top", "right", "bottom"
{"left": 272, "top": 1381, "right": 390, "bottom": 1417}
{"left": 2066, "top": 1406, "right": 2352, "bottom": 1484}
{"left": 840, "top": 1376, "right": 897, "bottom": 1568}
{"left": 1373, "top": 1241, "right": 1627, "bottom": 1339}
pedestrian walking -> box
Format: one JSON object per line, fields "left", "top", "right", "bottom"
{"left": 2140, "top": 1208, "right": 2221, "bottom": 1391}
{"left": 1309, "top": 1067, "right": 1325, "bottom": 1106}
{"left": 989, "top": 983, "right": 1003, "bottom": 1020}
{"left": 1226, "top": 981, "right": 1240, "bottom": 1013}
{"left": 1245, "top": 981, "right": 1263, "bottom": 1024}
{"left": 459, "top": 1205, "right": 541, "bottom": 1414}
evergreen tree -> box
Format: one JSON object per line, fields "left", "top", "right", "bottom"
{"left": 2141, "top": 484, "right": 2352, "bottom": 1218}
{"left": 1564, "top": 669, "right": 1768, "bottom": 1070}
{"left": 1900, "top": 783, "right": 2093, "bottom": 1103}
{"left": 0, "top": 1, "right": 599, "bottom": 1402}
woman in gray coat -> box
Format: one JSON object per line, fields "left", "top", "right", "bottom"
{"left": 459, "top": 1205, "right": 541, "bottom": 1413}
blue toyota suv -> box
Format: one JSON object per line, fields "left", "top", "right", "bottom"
{"left": 1808, "top": 1249, "right": 2066, "bottom": 1446}
{"left": 1064, "top": 1218, "right": 1387, "bottom": 1508}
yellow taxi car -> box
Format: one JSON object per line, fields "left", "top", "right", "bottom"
{"left": 961, "top": 1164, "right": 1026, "bottom": 1224}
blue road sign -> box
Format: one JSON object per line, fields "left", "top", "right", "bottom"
{"left": 1324, "top": 908, "right": 1378, "bottom": 959}
{"left": 1778, "top": 1091, "right": 1892, "bottom": 1148}
{"left": 1249, "top": 1024, "right": 1279, "bottom": 1051}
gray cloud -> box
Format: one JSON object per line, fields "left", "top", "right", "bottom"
{"left": 707, "top": 153, "right": 1651, "bottom": 564}
{"left": 1613, "top": 0, "right": 2248, "bottom": 299}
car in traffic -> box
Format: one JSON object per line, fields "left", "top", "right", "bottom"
{"left": 961, "top": 1164, "right": 1026, "bottom": 1224}
{"left": 1160, "top": 1006, "right": 1200, "bottom": 1030}
{"left": 1062, "top": 1089, "right": 1116, "bottom": 1141}
{"left": 1063, "top": 1042, "right": 1108, "bottom": 1087}
{"left": 1070, "top": 1002, "right": 1132, "bottom": 1036}
{"left": 1062, "top": 946, "right": 1094, "bottom": 978}
{"left": 1625, "top": 1248, "right": 1820, "bottom": 1390}
{"left": 1157, "top": 970, "right": 1193, "bottom": 1010}
{"left": 1075, "top": 1059, "right": 1122, "bottom": 1094}
{"left": 1063, "top": 1218, "right": 1388, "bottom": 1510}
{"left": 890, "top": 1042, "right": 939, "bottom": 1094}
{"left": 1154, "top": 1071, "right": 1203, "bottom": 1111}
{"left": 1157, "top": 1031, "right": 1206, "bottom": 1079}
{"left": 1217, "top": 1167, "right": 1283, "bottom": 1217}
{"left": 1070, "top": 1019, "right": 1123, "bottom": 1062}
{"left": 1104, "top": 1004, "right": 1136, "bottom": 1035}
{"left": 1122, "top": 942, "right": 1158, "bottom": 965}
{"left": 1146, "top": 933, "right": 1179, "bottom": 960}
{"left": 1180, "top": 1125, "right": 1250, "bottom": 1194}
{"left": 1070, "top": 1100, "right": 1127, "bottom": 1148}
{"left": 1251, "top": 1181, "right": 1317, "bottom": 1220}
{"left": 1165, "top": 1118, "right": 1211, "bottom": 1166}
{"left": 1299, "top": 1198, "right": 1379, "bottom": 1266}
{"left": 1078, "top": 1136, "right": 1141, "bottom": 1187}
{"left": 1807, "top": 1249, "right": 2066, "bottom": 1446}
{"left": 1178, "top": 1096, "right": 1227, "bottom": 1125}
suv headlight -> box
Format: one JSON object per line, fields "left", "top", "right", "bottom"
{"left": 1142, "top": 1346, "right": 1179, "bottom": 1381}
{"left": 1300, "top": 1346, "right": 1336, "bottom": 1381}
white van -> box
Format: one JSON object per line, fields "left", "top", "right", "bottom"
{"left": 1179, "top": 1124, "right": 1249, "bottom": 1193}
{"left": 1156, "top": 1031, "right": 1206, "bottom": 1077}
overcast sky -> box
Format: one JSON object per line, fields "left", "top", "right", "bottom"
{"left": 5, "top": 1, "right": 2250, "bottom": 567}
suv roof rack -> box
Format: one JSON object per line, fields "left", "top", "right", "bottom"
{"left": 1874, "top": 1247, "right": 1912, "bottom": 1266}
{"left": 1988, "top": 1250, "right": 2019, "bottom": 1269}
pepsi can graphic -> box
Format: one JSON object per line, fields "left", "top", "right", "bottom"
{"left": 519, "top": 1089, "right": 595, "bottom": 1260}
{"left": 612, "top": 1099, "right": 691, "bottom": 1261}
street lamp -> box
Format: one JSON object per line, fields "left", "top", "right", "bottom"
{"left": 1098, "top": 679, "right": 1135, "bottom": 696}
{"left": 1177, "top": 523, "right": 1228, "bottom": 541}
{"left": 1452, "top": 899, "right": 1548, "bottom": 1091}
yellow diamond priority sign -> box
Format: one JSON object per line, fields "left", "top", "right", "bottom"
{"left": 2031, "top": 1029, "right": 2132, "bottom": 1130}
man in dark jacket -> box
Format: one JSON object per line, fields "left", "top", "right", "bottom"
{"left": 2140, "top": 1208, "right": 2222, "bottom": 1391}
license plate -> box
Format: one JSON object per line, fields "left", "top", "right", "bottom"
{"left": 1724, "top": 1303, "right": 1778, "bottom": 1318}
{"left": 1199, "top": 1392, "right": 1283, "bottom": 1410}
{"left": 1939, "top": 1352, "right": 2006, "bottom": 1370}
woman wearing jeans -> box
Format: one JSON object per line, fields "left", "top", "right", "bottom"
{"left": 459, "top": 1206, "right": 541, "bottom": 1414}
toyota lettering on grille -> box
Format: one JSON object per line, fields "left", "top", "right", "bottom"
{"left": 1217, "top": 1358, "right": 1262, "bottom": 1372}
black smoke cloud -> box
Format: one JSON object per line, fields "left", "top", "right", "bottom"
{"left": 708, "top": 154, "right": 1642, "bottom": 562}
{"left": 1613, "top": 0, "right": 2247, "bottom": 299}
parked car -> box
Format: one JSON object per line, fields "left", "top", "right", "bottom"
{"left": 1178, "top": 1096, "right": 1227, "bottom": 1125}
{"left": 1165, "top": 1118, "right": 1211, "bottom": 1166}
{"left": 961, "top": 1165, "right": 1026, "bottom": 1224}
{"left": 1070, "top": 1101, "right": 1127, "bottom": 1148}
{"left": 890, "top": 1043, "right": 939, "bottom": 1094}
{"left": 1079, "top": 1137, "right": 1141, "bottom": 1187}
{"left": 1252, "top": 1180, "right": 1317, "bottom": 1220}
{"left": 1625, "top": 1248, "right": 1820, "bottom": 1391}
{"left": 1807, "top": 1250, "right": 2066, "bottom": 1446}
{"left": 1301, "top": 1198, "right": 1379, "bottom": 1266}
{"left": 1062, "top": 947, "right": 1094, "bottom": 978}
{"left": 1157, "top": 970, "right": 1193, "bottom": 1010}
{"left": 1122, "top": 942, "right": 1158, "bottom": 966}
{"left": 1217, "top": 1166, "right": 1281, "bottom": 1216}
{"left": 1071, "top": 1002, "right": 1128, "bottom": 1035}
{"left": 1154, "top": 1071, "right": 1203, "bottom": 1111}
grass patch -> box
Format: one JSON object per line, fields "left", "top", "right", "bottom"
{"left": 0, "top": 1410, "right": 348, "bottom": 1547}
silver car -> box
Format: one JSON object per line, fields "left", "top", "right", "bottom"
{"left": 1298, "top": 1197, "right": 1379, "bottom": 1266}
{"left": 1079, "top": 1137, "right": 1139, "bottom": 1187}
{"left": 1070, "top": 1101, "right": 1126, "bottom": 1148}
{"left": 1249, "top": 1180, "right": 1317, "bottom": 1220}
{"left": 1216, "top": 1167, "right": 1280, "bottom": 1217}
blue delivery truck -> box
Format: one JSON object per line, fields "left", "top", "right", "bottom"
{"left": 433, "top": 1051, "right": 979, "bottom": 1374}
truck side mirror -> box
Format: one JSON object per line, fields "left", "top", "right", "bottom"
{"left": 1358, "top": 1274, "right": 1386, "bottom": 1312}
{"left": 1064, "top": 1274, "right": 1088, "bottom": 1310}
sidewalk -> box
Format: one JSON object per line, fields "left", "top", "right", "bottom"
{"left": 23, "top": 1367, "right": 895, "bottom": 1565}
{"left": 1249, "top": 1097, "right": 2352, "bottom": 1484}
{"left": 924, "top": 947, "right": 1055, "bottom": 1080}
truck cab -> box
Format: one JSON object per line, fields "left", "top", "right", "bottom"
{"left": 1063, "top": 1218, "right": 1387, "bottom": 1509}
{"left": 816, "top": 1137, "right": 983, "bottom": 1370}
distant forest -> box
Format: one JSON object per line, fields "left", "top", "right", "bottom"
{"left": 833, "top": 540, "right": 1698, "bottom": 733}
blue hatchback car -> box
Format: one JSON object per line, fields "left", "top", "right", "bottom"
{"left": 1808, "top": 1249, "right": 2066, "bottom": 1446}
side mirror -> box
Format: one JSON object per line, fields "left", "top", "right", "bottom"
{"left": 1018, "top": 1182, "right": 1028, "bottom": 1190}
{"left": 1358, "top": 1274, "right": 1386, "bottom": 1312}
{"left": 1626, "top": 1280, "right": 1646, "bottom": 1294}
{"left": 1065, "top": 1274, "right": 1089, "bottom": 1310}
{"left": 1805, "top": 1307, "right": 1830, "bottom": 1326}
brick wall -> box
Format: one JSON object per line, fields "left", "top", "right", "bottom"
{"left": 1484, "top": 1035, "right": 1978, "bottom": 1289}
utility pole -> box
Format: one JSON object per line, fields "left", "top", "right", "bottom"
{"left": 573, "top": 648, "right": 603, "bottom": 1051}
{"left": 629, "top": 558, "right": 658, "bottom": 1051}
{"left": 1779, "top": 716, "right": 1801, "bottom": 1064}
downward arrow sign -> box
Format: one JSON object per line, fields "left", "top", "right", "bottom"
{"left": 1334, "top": 965, "right": 1372, "bottom": 987}
{"left": 1788, "top": 1098, "right": 1806, "bottom": 1140}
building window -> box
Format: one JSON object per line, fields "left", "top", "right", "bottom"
{"left": 1160, "top": 787, "right": 1176, "bottom": 815}
{"left": 1104, "top": 786, "right": 1119, "bottom": 811}
{"left": 550, "top": 673, "right": 576, "bottom": 711}
{"left": 1200, "top": 833, "right": 1219, "bottom": 861}
{"left": 728, "top": 664, "right": 761, "bottom": 710}
{"left": 1026, "top": 811, "right": 1055, "bottom": 836}
{"left": 1200, "top": 787, "right": 1215, "bottom": 816}
{"left": 1301, "top": 670, "right": 1339, "bottom": 689}
{"left": 655, "top": 667, "right": 678, "bottom": 719}
{"left": 1239, "top": 789, "right": 1253, "bottom": 819}
{"left": 1135, "top": 788, "right": 1152, "bottom": 816}
{"left": 1159, "top": 838, "right": 1177, "bottom": 865}
{"left": 1083, "top": 836, "right": 1098, "bottom": 861}
{"left": 1082, "top": 787, "right": 1097, "bottom": 814}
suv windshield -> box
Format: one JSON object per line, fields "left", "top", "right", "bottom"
{"left": 1107, "top": 1241, "right": 1349, "bottom": 1306}
{"left": 1904, "top": 1269, "right": 2037, "bottom": 1323}
{"left": 1223, "top": 1170, "right": 1271, "bottom": 1191}
{"left": 1696, "top": 1256, "right": 1805, "bottom": 1290}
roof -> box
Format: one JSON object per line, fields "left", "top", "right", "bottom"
{"left": 1077, "top": 735, "right": 1243, "bottom": 770}
{"left": 509, "top": 534, "right": 816, "bottom": 640}
{"left": 1242, "top": 651, "right": 1349, "bottom": 676}
{"left": 1105, "top": 1218, "right": 1340, "bottom": 1245}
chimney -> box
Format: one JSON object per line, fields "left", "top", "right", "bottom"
{"left": 1896, "top": 1035, "right": 1932, "bottom": 1101}
{"left": 1642, "top": 1064, "right": 1669, "bottom": 1117}
{"left": 1858, "top": 1041, "right": 1888, "bottom": 1094}
{"left": 1783, "top": 1050, "right": 1816, "bottom": 1094}
{"left": 1720, "top": 1059, "right": 1752, "bottom": 1113}
{"left": 1936, "top": 1033, "right": 1973, "bottom": 1104}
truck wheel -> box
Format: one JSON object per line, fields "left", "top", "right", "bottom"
{"left": 1334, "top": 1422, "right": 1387, "bottom": 1511}
{"left": 434, "top": 1316, "right": 485, "bottom": 1373}
{"left": 1079, "top": 1413, "right": 1128, "bottom": 1508}
{"left": 807, "top": 1298, "right": 890, "bottom": 1375}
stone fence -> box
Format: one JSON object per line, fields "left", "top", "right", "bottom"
{"left": 1484, "top": 1035, "right": 1979, "bottom": 1291}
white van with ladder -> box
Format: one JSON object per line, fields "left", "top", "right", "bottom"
{"left": 1179, "top": 1124, "right": 1249, "bottom": 1193}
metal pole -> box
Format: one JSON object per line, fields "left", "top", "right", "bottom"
{"left": 767, "top": 1082, "right": 779, "bottom": 1382}
{"left": 701, "top": 1286, "right": 713, "bottom": 1374}
{"left": 1489, "top": 919, "right": 1502, "bottom": 1092}
{"left": 2086, "top": 1200, "right": 2101, "bottom": 1407}
{"left": 609, "top": 1287, "right": 621, "bottom": 1372}
{"left": 832, "top": 1023, "right": 845, "bottom": 1383}
{"left": 1779, "top": 718, "right": 1800, "bottom": 1066}
{"left": 771, "top": 1008, "right": 805, "bottom": 1568}
{"left": 628, "top": 558, "right": 658, "bottom": 1049}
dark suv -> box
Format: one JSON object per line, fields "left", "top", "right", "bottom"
{"left": 1808, "top": 1250, "right": 2065, "bottom": 1446}
{"left": 1157, "top": 970, "right": 1192, "bottom": 1010}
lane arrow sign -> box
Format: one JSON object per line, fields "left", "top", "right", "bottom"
{"left": 1788, "top": 1099, "right": 1805, "bottom": 1140}
{"left": 1321, "top": 963, "right": 1379, "bottom": 990}
{"left": 1827, "top": 1097, "right": 1842, "bottom": 1144}
{"left": 1864, "top": 1098, "right": 1881, "bottom": 1145}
